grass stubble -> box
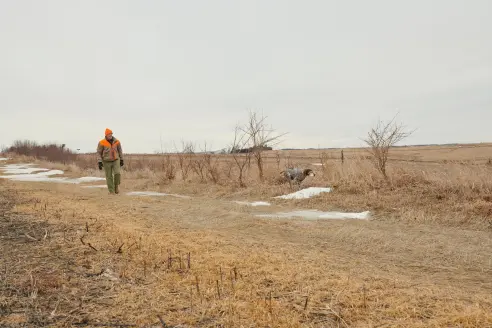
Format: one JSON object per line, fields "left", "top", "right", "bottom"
{"left": 1, "top": 145, "right": 492, "bottom": 327}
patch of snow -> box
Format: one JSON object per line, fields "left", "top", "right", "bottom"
{"left": 0, "top": 170, "right": 66, "bottom": 182}
{"left": 0, "top": 169, "right": 107, "bottom": 185}
{"left": 0, "top": 164, "right": 107, "bottom": 185}
{"left": 48, "top": 178, "right": 79, "bottom": 183}
{"left": 234, "top": 201, "right": 271, "bottom": 206}
{"left": 82, "top": 185, "right": 107, "bottom": 188}
{"left": 34, "top": 170, "right": 65, "bottom": 176}
{"left": 0, "top": 167, "right": 49, "bottom": 174}
{"left": 76, "top": 177, "right": 106, "bottom": 182}
{"left": 256, "top": 210, "right": 370, "bottom": 220}
{"left": 274, "top": 187, "right": 332, "bottom": 200}
{"left": 3, "top": 163, "right": 37, "bottom": 169}
{"left": 1, "top": 176, "right": 77, "bottom": 184}
{"left": 0, "top": 158, "right": 10, "bottom": 161}
{"left": 1, "top": 163, "right": 37, "bottom": 169}
{"left": 319, "top": 211, "right": 370, "bottom": 220}
{"left": 126, "top": 191, "right": 191, "bottom": 199}
{"left": 311, "top": 163, "right": 323, "bottom": 166}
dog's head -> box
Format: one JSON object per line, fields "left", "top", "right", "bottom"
{"left": 304, "top": 169, "right": 315, "bottom": 177}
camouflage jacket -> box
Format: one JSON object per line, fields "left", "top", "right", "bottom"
{"left": 97, "top": 137, "right": 123, "bottom": 162}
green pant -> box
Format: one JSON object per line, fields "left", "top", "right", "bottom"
{"left": 103, "top": 159, "right": 121, "bottom": 193}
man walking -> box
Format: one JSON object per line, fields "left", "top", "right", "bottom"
{"left": 97, "top": 128, "right": 124, "bottom": 194}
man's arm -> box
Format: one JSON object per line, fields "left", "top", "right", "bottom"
{"left": 117, "top": 142, "right": 123, "bottom": 160}
{"left": 96, "top": 142, "right": 103, "bottom": 163}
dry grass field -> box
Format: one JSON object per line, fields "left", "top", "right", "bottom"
{"left": 1, "top": 143, "right": 492, "bottom": 327}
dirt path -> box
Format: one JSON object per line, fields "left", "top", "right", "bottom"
{"left": 1, "top": 179, "right": 492, "bottom": 327}
{"left": 78, "top": 185, "right": 492, "bottom": 294}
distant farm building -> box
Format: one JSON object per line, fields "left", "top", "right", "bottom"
{"left": 230, "top": 145, "right": 273, "bottom": 154}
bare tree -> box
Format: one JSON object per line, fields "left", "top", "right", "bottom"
{"left": 155, "top": 141, "right": 176, "bottom": 181}
{"left": 239, "top": 110, "right": 287, "bottom": 181}
{"left": 230, "top": 126, "right": 252, "bottom": 187}
{"left": 162, "top": 154, "right": 177, "bottom": 181}
{"left": 201, "top": 142, "right": 221, "bottom": 184}
{"left": 363, "top": 115, "right": 414, "bottom": 179}
{"left": 224, "top": 160, "right": 235, "bottom": 180}
{"left": 175, "top": 140, "right": 194, "bottom": 181}
{"left": 191, "top": 154, "right": 206, "bottom": 183}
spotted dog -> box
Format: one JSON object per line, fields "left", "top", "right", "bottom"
{"left": 280, "top": 168, "right": 315, "bottom": 189}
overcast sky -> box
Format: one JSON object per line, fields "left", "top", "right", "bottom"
{"left": 1, "top": 0, "right": 490, "bottom": 153}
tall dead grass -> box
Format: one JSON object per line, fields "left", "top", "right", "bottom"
{"left": 125, "top": 152, "right": 492, "bottom": 227}
{"left": 64, "top": 150, "right": 492, "bottom": 195}
{"left": 2, "top": 182, "right": 491, "bottom": 327}
{"left": 4, "top": 141, "right": 492, "bottom": 228}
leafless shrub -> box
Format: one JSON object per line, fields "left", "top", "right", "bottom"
{"left": 363, "top": 115, "right": 414, "bottom": 180}
{"left": 7, "top": 140, "right": 77, "bottom": 164}
{"left": 175, "top": 141, "right": 195, "bottom": 181}
{"left": 161, "top": 155, "right": 176, "bottom": 181}
{"left": 224, "top": 160, "right": 235, "bottom": 180}
{"left": 202, "top": 143, "right": 221, "bottom": 184}
{"left": 191, "top": 154, "right": 206, "bottom": 183}
{"left": 238, "top": 110, "right": 287, "bottom": 181}
{"left": 230, "top": 126, "right": 252, "bottom": 187}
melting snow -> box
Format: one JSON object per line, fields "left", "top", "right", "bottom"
{"left": 1, "top": 163, "right": 37, "bottom": 169}
{"left": 233, "top": 201, "right": 271, "bottom": 206}
{"left": 4, "top": 163, "right": 35, "bottom": 166}
{"left": 126, "top": 191, "right": 191, "bottom": 199}
{"left": 274, "top": 187, "right": 332, "bottom": 200}
{"left": 77, "top": 177, "right": 106, "bottom": 182}
{"left": 0, "top": 164, "right": 106, "bottom": 184}
{"left": 82, "top": 185, "right": 108, "bottom": 188}
{"left": 1, "top": 167, "right": 49, "bottom": 174}
{"left": 256, "top": 210, "right": 370, "bottom": 220}
{"left": 0, "top": 170, "right": 66, "bottom": 181}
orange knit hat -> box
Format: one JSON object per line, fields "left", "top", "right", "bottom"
{"left": 105, "top": 128, "right": 113, "bottom": 136}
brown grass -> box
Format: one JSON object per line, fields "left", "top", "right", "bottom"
{"left": 5, "top": 143, "right": 492, "bottom": 230}
{"left": 36, "top": 143, "right": 491, "bottom": 229}
{"left": 1, "top": 180, "right": 491, "bottom": 327}
{"left": 1, "top": 143, "right": 492, "bottom": 327}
